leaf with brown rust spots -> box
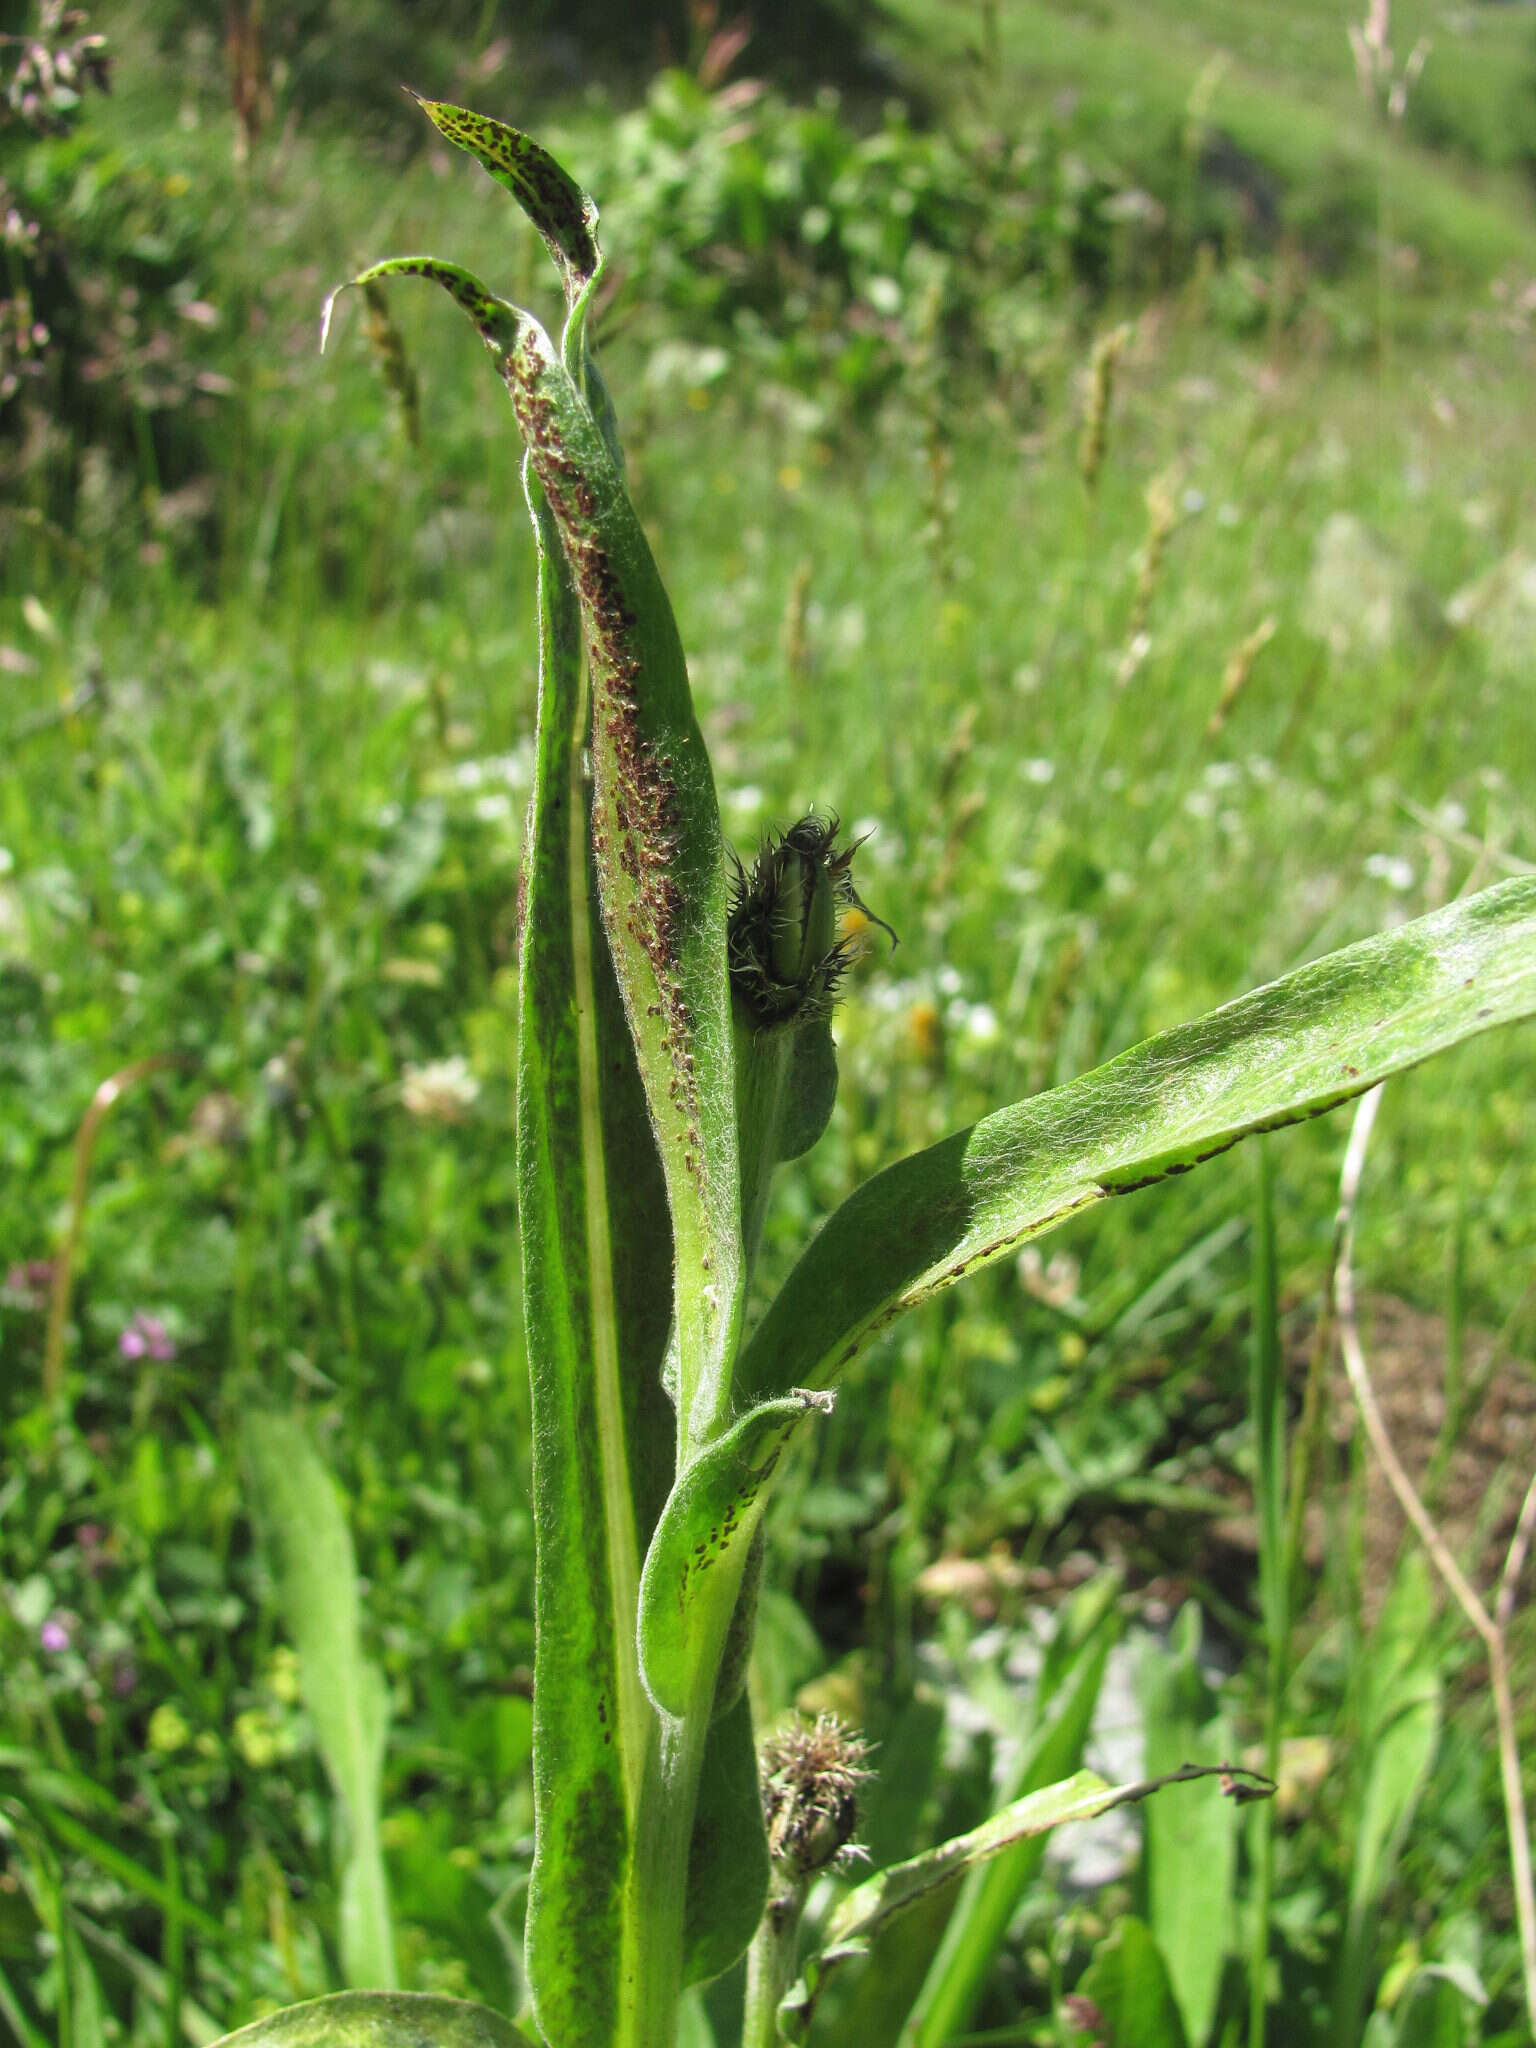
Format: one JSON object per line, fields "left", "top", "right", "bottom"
{"left": 406, "top": 92, "right": 600, "bottom": 306}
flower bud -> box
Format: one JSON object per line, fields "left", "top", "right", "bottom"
{"left": 760, "top": 1714, "right": 872, "bottom": 1878}
{"left": 728, "top": 812, "right": 893, "bottom": 1028}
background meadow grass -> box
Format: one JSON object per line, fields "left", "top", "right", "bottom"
{"left": 3, "top": 0, "right": 1536, "bottom": 2040}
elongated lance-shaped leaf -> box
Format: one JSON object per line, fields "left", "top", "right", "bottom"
{"left": 638, "top": 1390, "right": 833, "bottom": 1718}
{"left": 741, "top": 879, "right": 1536, "bottom": 1407}
{"left": 406, "top": 95, "right": 598, "bottom": 309}
{"left": 780, "top": 1766, "right": 1272, "bottom": 2042}
{"left": 401, "top": 98, "right": 625, "bottom": 527}
{"left": 515, "top": 458, "right": 676, "bottom": 2044}
{"left": 206, "top": 1992, "right": 528, "bottom": 2048}
{"left": 328, "top": 256, "right": 742, "bottom": 1457}
{"left": 244, "top": 1414, "right": 395, "bottom": 1992}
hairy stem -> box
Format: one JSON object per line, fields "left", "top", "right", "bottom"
{"left": 742, "top": 1875, "right": 807, "bottom": 2048}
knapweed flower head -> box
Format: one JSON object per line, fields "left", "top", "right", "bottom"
{"left": 120, "top": 1312, "right": 174, "bottom": 1361}
{"left": 39, "top": 1615, "right": 71, "bottom": 1653}
{"left": 760, "top": 1712, "right": 873, "bottom": 1878}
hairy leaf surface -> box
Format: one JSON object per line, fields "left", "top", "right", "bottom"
{"left": 207, "top": 1993, "right": 525, "bottom": 2048}
{"left": 638, "top": 1392, "right": 833, "bottom": 1717}
{"left": 742, "top": 880, "right": 1536, "bottom": 1404}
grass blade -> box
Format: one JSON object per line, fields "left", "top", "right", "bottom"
{"left": 1074, "top": 1916, "right": 1189, "bottom": 2048}
{"left": 900, "top": 1593, "right": 1120, "bottom": 2046}
{"left": 244, "top": 1414, "right": 395, "bottom": 1991}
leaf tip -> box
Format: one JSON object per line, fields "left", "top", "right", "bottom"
{"left": 318, "top": 282, "right": 350, "bottom": 354}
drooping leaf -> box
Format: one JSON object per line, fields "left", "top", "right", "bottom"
{"left": 206, "top": 1992, "right": 525, "bottom": 2048}
{"left": 639, "top": 1392, "right": 834, "bottom": 1719}
{"left": 244, "top": 1415, "right": 395, "bottom": 1991}
{"left": 741, "top": 880, "right": 1536, "bottom": 1405}
{"left": 781, "top": 1766, "right": 1269, "bottom": 2040}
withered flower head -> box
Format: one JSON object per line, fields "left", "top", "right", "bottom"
{"left": 728, "top": 812, "right": 895, "bottom": 1029}
{"left": 760, "top": 1712, "right": 873, "bottom": 1878}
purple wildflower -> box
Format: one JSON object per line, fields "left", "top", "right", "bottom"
{"left": 40, "top": 1617, "right": 70, "bottom": 1653}
{"left": 120, "top": 1313, "right": 175, "bottom": 1362}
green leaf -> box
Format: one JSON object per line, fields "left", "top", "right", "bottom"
{"left": 406, "top": 96, "right": 600, "bottom": 306}
{"left": 639, "top": 1392, "right": 834, "bottom": 1719}
{"left": 206, "top": 1992, "right": 525, "bottom": 2048}
{"left": 332, "top": 255, "right": 743, "bottom": 1460}
{"left": 1073, "top": 1917, "right": 1190, "bottom": 2048}
{"left": 515, "top": 463, "right": 673, "bottom": 2043}
{"left": 741, "top": 880, "right": 1536, "bottom": 1405}
{"left": 244, "top": 1415, "right": 395, "bottom": 1991}
{"left": 321, "top": 259, "right": 521, "bottom": 362}
{"left": 783, "top": 1767, "right": 1265, "bottom": 2038}
{"left": 900, "top": 1592, "right": 1120, "bottom": 2047}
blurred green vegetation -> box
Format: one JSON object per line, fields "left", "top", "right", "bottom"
{"left": 3, "top": 0, "right": 1536, "bottom": 2041}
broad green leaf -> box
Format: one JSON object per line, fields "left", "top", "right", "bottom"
{"left": 900, "top": 1593, "right": 1120, "bottom": 2047}
{"left": 1073, "top": 1916, "right": 1190, "bottom": 2048}
{"left": 206, "top": 1992, "right": 525, "bottom": 2048}
{"left": 639, "top": 1392, "right": 834, "bottom": 1718}
{"left": 741, "top": 880, "right": 1536, "bottom": 1405}
{"left": 244, "top": 1415, "right": 395, "bottom": 1991}
{"left": 331, "top": 257, "right": 742, "bottom": 1459}
{"left": 515, "top": 465, "right": 674, "bottom": 2045}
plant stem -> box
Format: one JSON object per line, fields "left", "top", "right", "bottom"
{"left": 742, "top": 1874, "right": 808, "bottom": 2048}
{"left": 623, "top": 1708, "right": 710, "bottom": 2048}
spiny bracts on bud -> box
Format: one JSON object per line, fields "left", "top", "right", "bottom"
{"left": 728, "top": 812, "right": 895, "bottom": 1030}
{"left": 760, "top": 1713, "right": 873, "bottom": 1878}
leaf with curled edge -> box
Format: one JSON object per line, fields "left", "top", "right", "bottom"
{"left": 207, "top": 1992, "right": 528, "bottom": 2048}
{"left": 638, "top": 1390, "right": 834, "bottom": 1719}
{"left": 739, "top": 878, "right": 1536, "bottom": 1410}
{"left": 324, "top": 257, "right": 742, "bottom": 1462}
